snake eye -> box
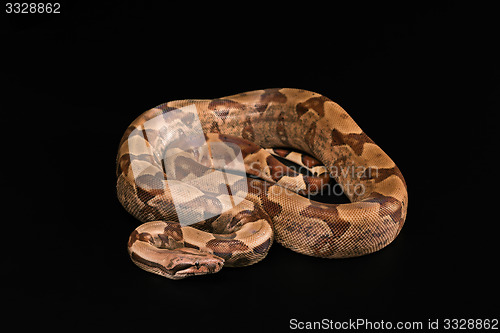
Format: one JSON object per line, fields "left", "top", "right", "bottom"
{"left": 194, "top": 261, "right": 200, "bottom": 269}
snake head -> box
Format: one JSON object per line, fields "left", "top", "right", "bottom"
{"left": 161, "top": 248, "right": 225, "bottom": 280}
{"left": 128, "top": 222, "right": 226, "bottom": 280}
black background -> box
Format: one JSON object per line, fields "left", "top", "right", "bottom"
{"left": 3, "top": 1, "right": 498, "bottom": 331}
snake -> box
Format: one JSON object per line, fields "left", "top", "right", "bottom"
{"left": 116, "top": 88, "right": 408, "bottom": 279}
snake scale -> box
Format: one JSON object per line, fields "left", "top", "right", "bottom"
{"left": 116, "top": 88, "right": 408, "bottom": 279}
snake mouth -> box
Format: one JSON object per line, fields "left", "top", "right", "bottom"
{"left": 173, "top": 258, "right": 224, "bottom": 278}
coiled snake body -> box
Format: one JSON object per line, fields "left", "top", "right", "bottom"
{"left": 116, "top": 88, "right": 408, "bottom": 279}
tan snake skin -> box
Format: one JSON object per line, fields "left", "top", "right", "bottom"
{"left": 116, "top": 88, "right": 408, "bottom": 279}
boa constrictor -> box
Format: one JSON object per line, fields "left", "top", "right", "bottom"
{"left": 116, "top": 88, "right": 408, "bottom": 279}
